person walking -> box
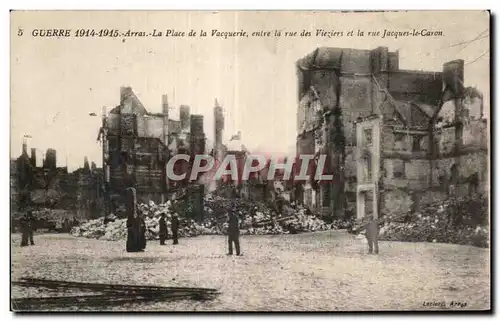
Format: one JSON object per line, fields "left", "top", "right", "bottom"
{"left": 227, "top": 209, "right": 242, "bottom": 256}
{"left": 171, "top": 213, "right": 179, "bottom": 245}
{"left": 159, "top": 213, "right": 168, "bottom": 245}
{"left": 20, "top": 210, "right": 36, "bottom": 247}
{"left": 352, "top": 214, "right": 380, "bottom": 255}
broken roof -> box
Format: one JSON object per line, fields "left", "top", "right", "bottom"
{"left": 411, "top": 102, "right": 435, "bottom": 118}
{"left": 110, "top": 88, "right": 148, "bottom": 115}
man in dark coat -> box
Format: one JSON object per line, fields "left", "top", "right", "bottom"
{"left": 227, "top": 209, "right": 242, "bottom": 256}
{"left": 137, "top": 209, "right": 147, "bottom": 252}
{"left": 20, "top": 210, "right": 36, "bottom": 247}
{"left": 171, "top": 213, "right": 179, "bottom": 245}
{"left": 159, "top": 213, "right": 168, "bottom": 245}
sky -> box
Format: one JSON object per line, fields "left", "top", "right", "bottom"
{"left": 10, "top": 11, "right": 490, "bottom": 171}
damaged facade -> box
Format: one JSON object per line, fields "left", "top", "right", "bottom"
{"left": 296, "top": 46, "right": 488, "bottom": 219}
{"left": 11, "top": 141, "right": 104, "bottom": 219}
{"left": 13, "top": 141, "right": 71, "bottom": 211}
{"left": 103, "top": 86, "right": 220, "bottom": 216}
{"left": 104, "top": 87, "right": 171, "bottom": 206}
{"left": 356, "top": 61, "right": 487, "bottom": 219}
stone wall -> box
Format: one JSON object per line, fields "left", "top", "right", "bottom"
{"left": 383, "top": 188, "right": 413, "bottom": 216}
{"left": 463, "top": 119, "right": 487, "bottom": 149}
{"left": 340, "top": 77, "right": 373, "bottom": 145}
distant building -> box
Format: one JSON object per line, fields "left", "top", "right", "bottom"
{"left": 103, "top": 86, "right": 208, "bottom": 206}
{"left": 295, "top": 46, "right": 488, "bottom": 219}
{"left": 12, "top": 140, "right": 73, "bottom": 211}
{"left": 355, "top": 64, "right": 487, "bottom": 219}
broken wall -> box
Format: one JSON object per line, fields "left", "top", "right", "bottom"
{"left": 436, "top": 127, "right": 456, "bottom": 155}
{"left": 135, "top": 115, "right": 164, "bottom": 139}
{"left": 297, "top": 91, "right": 322, "bottom": 133}
{"left": 463, "top": 119, "right": 487, "bottom": 149}
{"left": 388, "top": 71, "right": 442, "bottom": 106}
{"left": 340, "top": 77, "right": 373, "bottom": 145}
{"left": 309, "top": 69, "right": 339, "bottom": 109}
{"left": 383, "top": 188, "right": 413, "bottom": 216}
{"left": 431, "top": 152, "right": 488, "bottom": 195}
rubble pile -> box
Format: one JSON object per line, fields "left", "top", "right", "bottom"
{"left": 71, "top": 194, "right": 338, "bottom": 241}
{"left": 12, "top": 209, "right": 80, "bottom": 232}
{"left": 379, "top": 195, "right": 489, "bottom": 248}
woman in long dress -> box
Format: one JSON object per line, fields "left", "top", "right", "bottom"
{"left": 125, "top": 187, "right": 140, "bottom": 252}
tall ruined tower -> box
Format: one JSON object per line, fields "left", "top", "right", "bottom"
{"left": 162, "top": 94, "right": 169, "bottom": 145}
{"left": 44, "top": 149, "right": 57, "bottom": 170}
{"left": 179, "top": 105, "right": 191, "bottom": 151}
{"left": 179, "top": 105, "right": 191, "bottom": 134}
{"left": 84, "top": 156, "right": 90, "bottom": 171}
{"left": 214, "top": 99, "right": 224, "bottom": 162}
{"left": 30, "top": 148, "right": 37, "bottom": 167}
{"left": 190, "top": 114, "right": 205, "bottom": 157}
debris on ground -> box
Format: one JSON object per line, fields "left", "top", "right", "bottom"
{"left": 70, "top": 194, "right": 339, "bottom": 241}
{"left": 379, "top": 195, "right": 489, "bottom": 248}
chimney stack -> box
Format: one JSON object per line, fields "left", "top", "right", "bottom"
{"left": 180, "top": 105, "right": 191, "bottom": 133}
{"left": 162, "top": 95, "right": 169, "bottom": 146}
{"left": 31, "top": 148, "right": 37, "bottom": 167}
{"left": 84, "top": 156, "right": 90, "bottom": 171}
{"left": 214, "top": 99, "right": 224, "bottom": 162}
{"left": 22, "top": 139, "right": 28, "bottom": 156}
{"left": 443, "top": 59, "right": 465, "bottom": 96}
{"left": 162, "top": 95, "right": 169, "bottom": 117}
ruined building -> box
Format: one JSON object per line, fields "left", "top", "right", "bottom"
{"left": 103, "top": 86, "right": 208, "bottom": 207}
{"left": 104, "top": 87, "right": 170, "bottom": 205}
{"left": 295, "top": 46, "right": 488, "bottom": 219}
{"left": 213, "top": 100, "right": 225, "bottom": 162}
{"left": 355, "top": 61, "right": 487, "bottom": 219}
{"left": 73, "top": 157, "right": 104, "bottom": 219}
{"left": 12, "top": 140, "right": 73, "bottom": 211}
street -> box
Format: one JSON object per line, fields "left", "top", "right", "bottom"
{"left": 11, "top": 231, "right": 490, "bottom": 311}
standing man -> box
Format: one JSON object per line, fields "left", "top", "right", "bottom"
{"left": 171, "top": 213, "right": 179, "bottom": 245}
{"left": 20, "top": 210, "right": 36, "bottom": 247}
{"left": 227, "top": 209, "right": 242, "bottom": 256}
{"left": 159, "top": 213, "right": 168, "bottom": 245}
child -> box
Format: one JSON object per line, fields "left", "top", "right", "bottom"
{"left": 352, "top": 214, "right": 380, "bottom": 254}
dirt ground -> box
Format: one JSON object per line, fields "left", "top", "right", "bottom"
{"left": 10, "top": 231, "right": 490, "bottom": 311}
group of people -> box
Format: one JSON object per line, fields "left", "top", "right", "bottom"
{"left": 158, "top": 212, "right": 180, "bottom": 245}
{"left": 124, "top": 187, "right": 182, "bottom": 252}
{"left": 16, "top": 186, "right": 244, "bottom": 257}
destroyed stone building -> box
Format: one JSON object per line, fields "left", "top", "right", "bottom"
{"left": 73, "top": 157, "right": 104, "bottom": 219}
{"left": 295, "top": 46, "right": 488, "bottom": 219}
{"left": 355, "top": 61, "right": 487, "bottom": 219}
{"left": 104, "top": 87, "right": 170, "bottom": 205}
{"left": 102, "top": 86, "right": 215, "bottom": 213}
{"left": 11, "top": 140, "right": 104, "bottom": 219}
{"left": 12, "top": 140, "right": 73, "bottom": 211}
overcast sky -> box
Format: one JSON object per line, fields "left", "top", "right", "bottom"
{"left": 11, "top": 11, "right": 489, "bottom": 171}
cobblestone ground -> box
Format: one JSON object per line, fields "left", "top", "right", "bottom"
{"left": 11, "top": 231, "right": 490, "bottom": 311}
